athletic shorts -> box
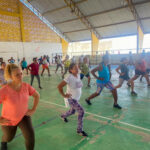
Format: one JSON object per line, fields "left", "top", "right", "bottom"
{"left": 22, "top": 66, "right": 27, "bottom": 70}
{"left": 146, "top": 69, "right": 150, "bottom": 74}
{"left": 119, "top": 77, "right": 130, "bottom": 86}
{"left": 135, "top": 69, "right": 146, "bottom": 76}
{"left": 57, "top": 64, "right": 63, "bottom": 67}
{"left": 42, "top": 64, "right": 49, "bottom": 69}
{"left": 80, "top": 73, "right": 90, "bottom": 79}
{"left": 96, "top": 81, "right": 115, "bottom": 94}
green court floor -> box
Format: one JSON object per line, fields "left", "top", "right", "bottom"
{"left": 0, "top": 66, "right": 150, "bottom": 150}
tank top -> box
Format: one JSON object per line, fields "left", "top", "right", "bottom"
{"left": 96, "top": 63, "right": 110, "bottom": 84}
{"left": 64, "top": 60, "right": 71, "bottom": 68}
{"left": 22, "top": 61, "right": 27, "bottom": 67}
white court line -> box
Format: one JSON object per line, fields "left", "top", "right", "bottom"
{"left": 40, "top": 100, "right": 150, "bottom": 133}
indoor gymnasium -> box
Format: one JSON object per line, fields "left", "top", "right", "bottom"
{"left": 0, "top": 0, "right": 150, "bottom": 150}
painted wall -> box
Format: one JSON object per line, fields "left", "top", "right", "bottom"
{"left": 0, "top": 0, "right": 61, "bottom": 43}
{"left": 0, "top": 42, "right": 61, "bottom": 64}
{"left": 0, "top": 0, "right": 62, "bottom": 64}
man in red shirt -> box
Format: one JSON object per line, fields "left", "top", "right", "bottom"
{"left": 28, "top": 58, "right": 42, "bottom": 89}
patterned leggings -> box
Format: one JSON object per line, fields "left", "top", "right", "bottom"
{"left": 61, "top": 99, "right": 84, "bottom": 132}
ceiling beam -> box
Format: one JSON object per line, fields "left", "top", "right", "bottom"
{"left": 63, "top": 0, "right": 101, "bottom": 39}
{"left": 125, "top": 0, "right": 144, "bottom": 32}
{"left": 64, "top": 16, "right": 150, "bottom": 34}
{"left": 54, "top": 0, "right": 150, "bottom": 25}
{"left": 42, "top": 0, "right": 87, "bottom": 16}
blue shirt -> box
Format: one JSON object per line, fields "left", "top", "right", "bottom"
{"left": 10, "top": 59, "right": 15, "bottom": 64}
{"left": 96, "top": 63, "right": 110, "bottom": 84}
{"left": 22, "top": 61, "right": 27, "bottom": 67}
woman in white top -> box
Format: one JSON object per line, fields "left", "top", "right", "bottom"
{"left": 57, "top": 63, "right": 88, "bottom": 137}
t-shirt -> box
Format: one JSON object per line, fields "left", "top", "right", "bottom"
{"left": 64, "top": 74, "right": 83, "bottom": 101}
{"left": 136, "top": 59, "right": 146, "bottom": 72}
{"left": 56, "top": 58, "right": 61, "bottom": 64}
{"left": 43, "top": 59, "right": 47, "bottom": 65}
{"left": 22, "top": 61, "right": 27, "bottom": 68}
{"left": 0, "top": 69, "right": 6, "bottom": 85}
{"left": 71, "top": 57, "right": 76, "bottom": 63}
{"left": 119, "top": 64, "right": 129, "bottom": 79}
{"left": 0, "top": 82, "right": 36, "bottom": 126}
{"left": 97, "top": 63, "right": 110, "bottom": 84}
{"left": 9, "top": 59, "right": 15, "bottom": 64}
{"left": 28, "top": 63, "right": 39, "bottom": 75}
{"left": 80, "top": 63, "right": 89, "bottom": 75}
{"left": 64, "top": 60, "right": 71, "bottom": 68}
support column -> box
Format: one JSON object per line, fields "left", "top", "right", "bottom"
{"left": 91, "top": 32, "right": 99, "bottom": 56}
{"left": 61, "top": 38, "right": 69, "bottom": 56}
{"left": 19, "top": 2, "right": 25, "bottom": 42}
{"left": 137, "top": 25, "right": 144, "bottom": 54}
{"left": 19, "top": 2, "right": 25, "bottom": 57}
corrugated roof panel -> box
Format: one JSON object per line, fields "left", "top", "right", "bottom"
{"left": 97, "top": 21, "right": 137, "bottom": 38}
{"left": 78, "top": 0, "right": 123, "bottom": 16}
{"left": 142, "top": 19, "right": 150, "bottom": 33}
{"left": 25, "top": 0, "right": 150, "bottom": 41}
{"left": 136, "top": 2, "right": 150, "bottom": 18}
{"left": 55, "top": 20, "right": 86, "bottom": 32}
{"left": 88, "top": 13, "right": 112, "bottom": 27}
{"left": 65, "top": 30, "right": 91, "bottom": 41}
{"left": 88, "top": 8, "right": 134, "bottom": 27}
{"left": 116, "top": 21, "right": 137, "bottom": 35}
{"left": 44, "top": 7, "right": 77, "bottom": 24}
{"left": 133, "top": 0, "right": 148, "bottom": 3}
{"left": 30, "top": 0, "right": 65, "bottom": 14}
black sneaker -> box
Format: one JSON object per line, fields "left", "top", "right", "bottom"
{"left": 39, "top": 86, "right": 43, "bottom": 89}
{"left": 1, "top": 142, "right": 7, "bottom": 150}
{"left": 61, "top": 116, "right": 68, "bottom": 123}
{"left": 77, "top": 131, "right": 88, "bottom": 137}
{"left": 85, "top": 99, "right": 92, "bottom": 105}
{"left": 113, "top": 104, "right": 122, "bottom": 109}
{"left": 131, "top": 91, "right": 137, "bottom": 96}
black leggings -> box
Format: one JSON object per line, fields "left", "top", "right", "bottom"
{"left": 30, "top": 74, "right": 41, "bottom": 87}
{"left": 1, "top": 116, "right": 35, "bottom": 150}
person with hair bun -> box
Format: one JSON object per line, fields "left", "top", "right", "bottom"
{"left": 57, "top": 63, "right": 88, "bottom": 137}
{"left": 0, "top": 64, "right": 39, "bottom": 150}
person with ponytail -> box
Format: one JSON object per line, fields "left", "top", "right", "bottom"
{"left": 0, "top": 64, "right": 39, "bottom": 150}
{"left": 58, "top": 63, "right": 88, "bottom": 137}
